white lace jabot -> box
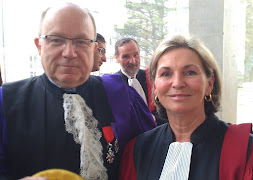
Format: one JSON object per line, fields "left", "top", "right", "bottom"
{"left": 63, "top": 94, "right": 108, "bottom": 180}
{"left": 159, "top": 142, "right": 193, "bottom": 180}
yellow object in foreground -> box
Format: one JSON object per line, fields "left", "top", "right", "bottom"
{"left": 33, "top": 169, "right": 85, "bottom": 180}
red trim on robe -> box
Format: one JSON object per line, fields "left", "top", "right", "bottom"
{"left": 119, "top": 137, "right": 137, "bottom": 180}
{"left": 220, "top": 123, "right": 252, "bottom": 180}
{"left": 145, "top": 69, "right": 155, "bottom": 112}
{"left": 243, "top": 144, "right": 253, "bottom": 180}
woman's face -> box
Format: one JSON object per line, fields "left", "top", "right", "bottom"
{"left": 154, "top": 48, "right": 214, "bottom": 115}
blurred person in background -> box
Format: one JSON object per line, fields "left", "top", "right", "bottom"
{"left": 114, "top": 37, "right": 167, "bottom": 125}
{"left": 92, "top": 33, "right": 107, "bottom": 72}
{"left": 0, "top": 65, "right": 2, "bottom": 86}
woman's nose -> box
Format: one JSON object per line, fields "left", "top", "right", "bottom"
{"left": 171, "top": 74, "right": 185, "bottom": 89}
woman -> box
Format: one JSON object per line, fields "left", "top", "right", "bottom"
{"left": 119, "top": 35, "right": 253, "bottom": 180}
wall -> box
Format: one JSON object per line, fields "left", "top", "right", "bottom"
{"left": 189, "top": 0, "right": 241, "bottom": 123}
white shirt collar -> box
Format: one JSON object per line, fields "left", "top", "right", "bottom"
{"left": 120, "top": 68, "right": 136, "bottom": 79}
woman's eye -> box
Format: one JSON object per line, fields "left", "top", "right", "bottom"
{"left": 161, "top": 71, "right": 172, "bottom": 77}
{"left": 185, "top": 70, "right": 197, "bottom": 76}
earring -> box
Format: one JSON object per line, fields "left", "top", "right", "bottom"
{"left": 205, "top": 94, "right": 212, "bottom": 102}
{"left": 155, "top": 96, "right": 160, "bottom": 103}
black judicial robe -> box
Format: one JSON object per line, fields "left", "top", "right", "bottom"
{"left": 131, "top": 114, "right": 253, "bottom": 180}
{"left": 1, "top": 74, "right": 120, "bottom": 179}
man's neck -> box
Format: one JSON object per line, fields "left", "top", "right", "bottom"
{"left": 47, "top": 77, "right": 76, "bottom": 93}
{"left": 121, "top": 68, "right": 137, "bottom": 78}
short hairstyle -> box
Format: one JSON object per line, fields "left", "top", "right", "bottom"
{"left": 114, "top": 37, "right": 139, "bottom": 56}
{"left": 149, "top": 35, "right": 222, "bottom": 116}
{"left": 96, "top": 33, "right": 106, "bottom": 43}
{"left": 38, "top": 3, "right": 97, "bottom": 40}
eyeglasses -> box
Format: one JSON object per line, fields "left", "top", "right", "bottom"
{"left": 97, "top": 47, "right": 106, "bottom": 55}
{"left": 40, "top": 35, "right": 95, "bottom": 48}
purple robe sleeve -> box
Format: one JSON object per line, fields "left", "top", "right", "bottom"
{"left": 0, "top": 87, "right": 8, "bottom": 175}
{"left": 101, "top": 74, "right": 157, "bottom": 149}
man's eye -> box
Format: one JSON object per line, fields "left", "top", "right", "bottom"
{"left": 133, "top": 53, "right": 139, "bottom": 58}
{"left": 76, "top": 40, "right": 86, "bottom": 45}
{"left": 50, "top": 38, "right": 64, "bottom": 43}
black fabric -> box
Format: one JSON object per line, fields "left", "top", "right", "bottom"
{"left": 2, "top": 74, "right": 119, "bottom": 179}
{"left": 151, "top": 109, "right": 168, "bottom": 126}
{"left": 133, "top": 113, "right": 253, "bottom": 180}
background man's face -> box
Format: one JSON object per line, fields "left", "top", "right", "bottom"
{"left": 93, "top": 41, "right": 106, "bottom": 71}
{"left": 115, "top": 40, "right": 140, "bottom": 77}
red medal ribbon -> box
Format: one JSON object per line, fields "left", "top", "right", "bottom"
{"left": 102, "top": 126, "right": 114, "bottom": 143}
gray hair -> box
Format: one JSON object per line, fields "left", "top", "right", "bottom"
{"left": 114, "top": 37, "right": 139, "bottom": 56}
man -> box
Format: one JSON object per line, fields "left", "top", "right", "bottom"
{"left": 0, "top": 3, "right": 156, "bottom": 180}
{"left": 114, "top": 37, "right": 167, "bottom": 125}
{"left": 92, "top": 33, "right": 106, "bottom": 72}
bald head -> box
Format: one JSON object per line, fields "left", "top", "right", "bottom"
{"left": 39, "top": 3, "right": 96, "bottom": 40}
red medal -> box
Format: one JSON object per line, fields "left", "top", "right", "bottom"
{"left": 102, "top": 126, "right": 118, "bottom": 163}
{"left": 102, "top": 126, "right": 114, "bottom": 143}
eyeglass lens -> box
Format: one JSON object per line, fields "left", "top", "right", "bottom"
{"left": 98, "top": 47, "right": 105, "bottom": 55}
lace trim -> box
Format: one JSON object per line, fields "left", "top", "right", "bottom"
{"left": 63, "top": 94, "right": 108, "bottom": 180}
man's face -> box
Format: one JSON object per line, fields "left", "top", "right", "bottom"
{"left": 34, "top": 4, "right": 97, "bottom": 88}
{"left": 115, "top": 40, "right": 140, "bottom": 77}
{"left": 92, "top": 41, "right": 106, "bottom": 72}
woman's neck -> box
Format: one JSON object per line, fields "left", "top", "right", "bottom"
{"left": 167, "top": 111, "right": 206, "bottom": 142}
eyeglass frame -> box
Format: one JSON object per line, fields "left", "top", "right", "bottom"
{"left": 97, "top": 47, "right": 106, "bottom": 55}
{"left": 39, "top": 35, "right": 95, "bottom": 48}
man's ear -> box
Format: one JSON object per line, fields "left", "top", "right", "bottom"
{"left": 34, "top": 37, "right": 41, "bottom": 56}
{"left": 93, "top": 42, "right": 98, "bottom": 53}
{"left": 114, "top": 54, "right": 120, "bottom": 63}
